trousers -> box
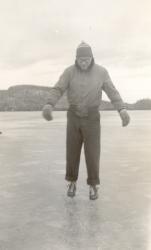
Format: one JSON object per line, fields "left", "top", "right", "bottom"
{"left": 65, "top": 107, "right": 101, "bottom": 185}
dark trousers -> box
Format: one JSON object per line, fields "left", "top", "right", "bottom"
{"left": 65, "top": 109, "right": 101, "bottom": 185}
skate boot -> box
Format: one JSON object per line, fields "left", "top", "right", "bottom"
{"left": 89, "top": 185, "right": 98, "bottom": 200}
{"left": 67, "top": 182, "right": 76, "bottom": 198}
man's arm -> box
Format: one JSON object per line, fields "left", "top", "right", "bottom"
{"left": 47, "top": 68, "right": 70, "bottom": 107}
{"left": 42, "top": 67, "right": 70, "bottom": 121}
{"left": 102, "top": 69, "right": 130, "bottom": 126}
{"left": 102, "top": 69, "right": 125, "bottom": 111}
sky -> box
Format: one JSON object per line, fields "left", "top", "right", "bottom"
{"left": 0, "top": 0, "right": 151, "bottom": 103}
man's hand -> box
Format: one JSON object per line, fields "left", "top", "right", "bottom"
{"left": 119, "top": 109, "right": 130, "bottom": 127}
{"left": 42, "top": 104, "right": 53, "bottom": 121}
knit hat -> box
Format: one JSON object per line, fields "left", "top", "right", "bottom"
{"left": 76, "top": 41, "right": 93, "bottom": 58}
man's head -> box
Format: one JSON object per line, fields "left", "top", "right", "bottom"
{"left": 76, "top": 42, "right": 94, "bottom": 71}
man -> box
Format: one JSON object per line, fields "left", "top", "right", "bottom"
{"left": 42, "top": 42, "right": 130, "bottom": 200}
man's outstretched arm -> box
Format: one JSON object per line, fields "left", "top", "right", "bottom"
{"left": 102, "top": 69, "right": 130, "bottom": 127}
{"left": 42, "top": 68, "right": 70, "bottom": 121}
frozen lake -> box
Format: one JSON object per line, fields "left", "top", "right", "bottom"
{"left": 0, "top": 111, "right": 151, "bottom": 250}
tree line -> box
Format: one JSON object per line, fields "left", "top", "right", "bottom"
{"left": 0, "top": 85, "right": 151, "bottom": 111}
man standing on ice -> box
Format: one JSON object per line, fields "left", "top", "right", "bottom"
{"left": 42, "top": 42, "right": 130, "bottom": 200}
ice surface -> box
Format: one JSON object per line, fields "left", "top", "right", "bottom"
{"left": 0, "top": 111, "right": 151, "bottom": 250}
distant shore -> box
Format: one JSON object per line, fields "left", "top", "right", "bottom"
{"left": 0, "top": 85, "right": 151, "bottom": 111}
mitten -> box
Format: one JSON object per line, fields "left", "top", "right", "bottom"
{"left": 42, "top": 104, "right": 53, "bottom": 121}
{"left": 119, "top": 109, "right": 130, "bottom": 127}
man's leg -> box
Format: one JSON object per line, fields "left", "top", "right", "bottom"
{"left": 82, "top": 113, "right": 101, "bottom": 186}
{"left": 65, "top": 111, "right": 83, "bottom": 183}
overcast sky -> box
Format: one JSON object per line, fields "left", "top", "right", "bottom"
{"left": 0, "top": 0, "right": 151, "bottom": 103}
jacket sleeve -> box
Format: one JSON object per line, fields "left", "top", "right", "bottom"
{"left": 102, "top": 69, "right": 125, "bottom": 111}
{"left": 47, "top": 68, "right": 70, "bottom": 107}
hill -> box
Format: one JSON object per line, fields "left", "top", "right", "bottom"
{"left": 0, "top": 85, "right": 150, "bottom": 111}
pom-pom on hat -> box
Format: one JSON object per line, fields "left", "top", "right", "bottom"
{"left": 76, "top": 41, "right": 93, "bottom": 58}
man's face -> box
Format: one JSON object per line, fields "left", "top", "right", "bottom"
{"left": 76, "top": 56, "right": 92, "bottom": 71}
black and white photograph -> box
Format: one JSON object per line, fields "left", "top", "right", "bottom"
{"left": 0, "top": 0, "right": 151, "bottom": 249}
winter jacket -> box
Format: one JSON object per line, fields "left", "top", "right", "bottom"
{"left": 47, "top": 63, "right": 125, "bottom": 111}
